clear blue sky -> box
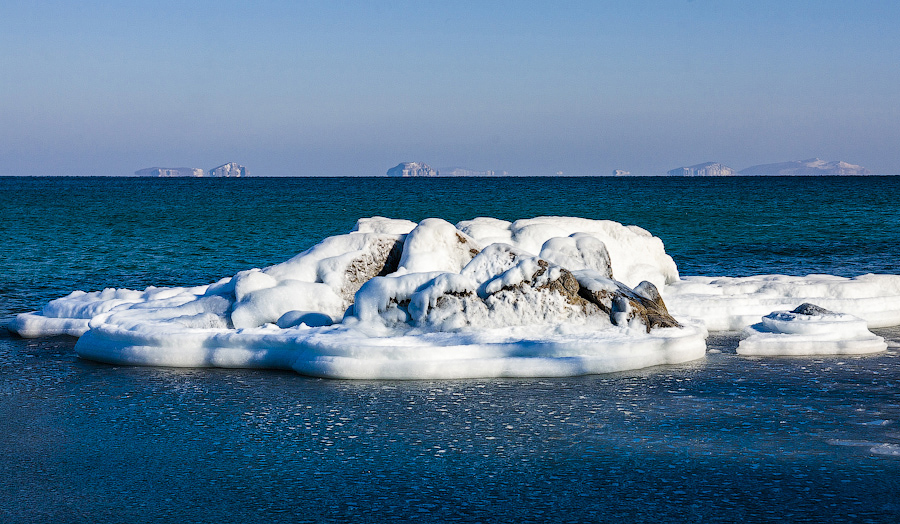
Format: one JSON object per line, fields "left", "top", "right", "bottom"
{"left": 2, "top": 0, "right": 898, "bottom": 176}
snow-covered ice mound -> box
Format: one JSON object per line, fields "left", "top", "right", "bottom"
{"left": 663, "top": 274, "right": 900, "bottom": 331}
{"left": 737, "top": 303, "right": 888, "bottom": 356}
{"left": 11, "top": 216, "right": 706, "bottom": 379}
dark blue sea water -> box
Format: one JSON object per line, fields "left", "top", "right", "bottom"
{"left": 2, "top": 176, "right": 900, "bottom": 522}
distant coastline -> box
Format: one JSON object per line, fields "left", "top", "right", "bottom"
{"left": 659, "top": 158, "right": 871, "bottom": 177}
{"left": 135, "top": 162, "right": 247, "bottom": 177}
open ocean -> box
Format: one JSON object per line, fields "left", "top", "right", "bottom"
{"left": 2, "top": 176, "right": 900, "bottom": 523}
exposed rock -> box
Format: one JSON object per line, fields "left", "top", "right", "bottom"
{"left": 667, "top": 162, "right": 735, "bottom": 177}
{"left": 493, "top": 259, "right": 590, "bottom": 306}
{"left": 738, "top": 158, "right": 870, "bottom": 175}
{"left": 338, "top": 237, "right": 404, "bottom": 302}
{"left": 387, "top": 245, "right": 680, "bottom": 333}
{"left": 791, "top": 303, "right": 834, "bottom": 316}
{"left": 386, "top": 162, "right": 438, "bottom": 177}
{"left": 231, "top": 233, "right": 406, "bottom": 327}
{"left": 577, "top": 277, "right": 681, "bottom": 332}
{"left": 208, "top": 162, "right": 247, "bottom": 177}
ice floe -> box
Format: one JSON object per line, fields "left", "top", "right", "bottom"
{"left": 10, "top": 216, "right": 900, "bottom": 378}
{"left": 737, "top": 303, "right": 888, "bottom": 356}
{"left": 11, "top": 216, "right": 705, "bottom": 379}
{"left": 663, "top": 274, "right": 900, "bottom": 331}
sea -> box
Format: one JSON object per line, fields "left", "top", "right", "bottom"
{"left": 2, "top": 176, "right": 900, "bottom": 523}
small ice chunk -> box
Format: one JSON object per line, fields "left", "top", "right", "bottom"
{"left": 737, "top": 305, "right": 887, "bottom": 356}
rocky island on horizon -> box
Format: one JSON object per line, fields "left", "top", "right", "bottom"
{"left": 738, "top": 158, "right": 870, "bottom": 175}
{"left": 662, "top": 158, "right": 873, "bottom": 176}
{"left": 386, "top": 162, "right": 500, "bottom": 177}
{"left": 666, "top": 162, "right": 736, "bottom": 177}
{"left": 135, "top": 162, "right": 247, "bottom": 177}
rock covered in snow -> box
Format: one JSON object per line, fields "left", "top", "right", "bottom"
{"left": 576, "top": 276, "right": 680, "bottom": 332}
{"left": 396, "top": 218, "right": 480, "bottom": 274}
{"left": 737, "top": 303, "right": 887, "bottom": 356}
{"left": 386, "top": 162, "right": 438, "bottom": 177}
{"left": 738, "top": 158, "right": 870, "bottom": 175}
{"left": 229, "top": 231, "right": 407, "bottom": 327}
{"left": 10, "top": 216, "right": 705, "bottom": 379}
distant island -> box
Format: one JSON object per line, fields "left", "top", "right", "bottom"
{"left": 386, "top": 162, "right": 500, "bottom": 177}
{"left": 135, "top": 162, "right": 247, "bottom": 177}
{"left": 666, "top": 162, "right": 735, "bottom": 177}
{"left": 664, "top": 158, "right": 871, "bottom": 176}
{"left": 386, "top": 162, "right": 438, "bottom": 177}
{"left": 440, "top": 167, "right": 501, "bottom": 177}
{"left": 738, "top": 158, "right": 870, "bottom": 175}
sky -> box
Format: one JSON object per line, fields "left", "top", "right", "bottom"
{"left": 1, "top": 0, "right": 898, "bottom": 176}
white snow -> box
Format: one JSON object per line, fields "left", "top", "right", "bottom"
{"left": 737, "top": 306, "right": 887, "bottom": 356}
{"left": 663, "top": 274, "right": 900, "bottom": 331}
{"left": 12, "top": 215, "right": 900, "bottom": 378}
{"left": 72, "top": 319, "right": 707, "bottom": 380}
{"left": 459, "top": 217, "right": 678, "bottom": 289}
{"left": 12, "top": 285, "right": 213, "bottom": 337}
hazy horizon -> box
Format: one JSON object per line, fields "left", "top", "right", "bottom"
{"left": 2, "top": 1, "right": 898, "bottom": 176}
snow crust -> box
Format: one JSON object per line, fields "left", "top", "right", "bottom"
{"left": 737, "top": 306, "right": 887, "bottom": 356}
{"left": 663, "top": 274, "right": 900, "bottom": 331}
{"left": 457, "top": 217, "right": 678, "bottom": 289}
{"left": 12, "top": 216, "right": 703, "bottom": 379}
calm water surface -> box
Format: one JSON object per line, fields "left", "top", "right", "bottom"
{"left": 2, "top": 177, "right": 900, "bottom": 522}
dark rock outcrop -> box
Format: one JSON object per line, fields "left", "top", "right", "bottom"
{"left": 578, "top": 278, "right": 681, "bottom": 332}
{"left": 791, "top": 303, "right": 834, "bottom": 316}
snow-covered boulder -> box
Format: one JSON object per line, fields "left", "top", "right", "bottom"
{"left": 737, "top": 303, "right": 887, "bottom": 356}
